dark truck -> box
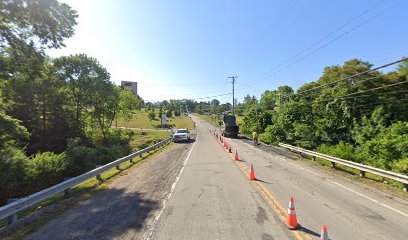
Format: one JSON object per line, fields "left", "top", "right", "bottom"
{"left": 221, "top": 115, "right": 239, "bottom": 138}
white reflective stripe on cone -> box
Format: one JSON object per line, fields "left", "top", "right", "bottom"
{"left": 288, "top": 209, "right": 296, "bottom": 215}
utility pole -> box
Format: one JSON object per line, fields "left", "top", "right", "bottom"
{"left": 228, "top": 76, "right": 238, "bottom": 114}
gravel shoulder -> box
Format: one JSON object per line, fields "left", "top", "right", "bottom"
{"left": 26, "top": 138, "right": 195, "bottom": 240}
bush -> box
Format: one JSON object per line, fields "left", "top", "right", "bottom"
{"left": 356, "top": 121, "right": 408, "bottom": 170}
{"left": 27, "top": 152, "right": 68, "bottom": 192}
{"left": 0, "top": 146, "right": 29, "bottom": 205}
{"left": 64, "top": 137, "right": 131, "bottom": 177}
{"left": 259, "top": 131, "right": 275, "bottom": 145}
{"left": 318, "top": 141, "right": 357, "bottom": 162}
{"left": 392, "top": 158, "right": 408, "bottom": 175}
{"left": 148, "top": 111, "right": 156, "bottom": 122}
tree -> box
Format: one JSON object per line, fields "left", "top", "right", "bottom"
{"left": 148, "top": 111, "right": 156, "bottom": 124}
{"left": 0, "top": 0, "right": 78, "bottom": 50}
{"left": 260, "top": 90, "right": 277, "bottom": 111}
{"left": 118, "top": 87, "right": 141, "bottom": 126}
{"left": 53, "top": 54, "right": 111, "bottom": 138}
{"left": 0, "top": 80, "right": 30, "bottom": 204}
{"left": 91, "top": 82, "right": 120, "bottom": 144}
{"left": 211, "top": 99, "right": 220, "bottom": 106}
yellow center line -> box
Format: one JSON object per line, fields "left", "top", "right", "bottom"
{"left": 210, "top": 133, "right": 313, "bottom": 240}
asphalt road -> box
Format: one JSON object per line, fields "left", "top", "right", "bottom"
{"left": 26, "top": 115, "right": 408, "bottom": 239}
{"left": 206, "top": 118, "right": 408, "bottom": 240}
{"left": 149, "top": 116, "right": 289, "bottom": 240}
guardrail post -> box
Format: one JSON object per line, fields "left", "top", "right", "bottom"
{"left": 331, "top": 162, "right": 336, "bottom": 168}
{"left": 312, "top": 156, "right": 316, "bottom": 161}
{"left": 404, "top": 184, "right": 408, "bottom": 192}
{"left": 7, "top": 198, "right": 18, "bottom": 225}
{"left": 116, "top": 165, "right": 120, "bottom": 170}
{"left": 359, "top": 170, "right": 366, "bottom": 178}
{"left": 96, "top": 174, "right": 103, "bottom": 183}
{"left": 63, "top": 178, "right": 71, "bottom": 196}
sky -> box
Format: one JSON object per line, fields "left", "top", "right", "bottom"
{"left": 47, "top": 0, "right": 408, "bottom": 103}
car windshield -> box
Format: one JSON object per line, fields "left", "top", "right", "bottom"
{"left": 176, "top": 130, "right": 188, "bottom": 133}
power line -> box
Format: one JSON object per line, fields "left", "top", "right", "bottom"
{"left": 232, "top": 83, "right": 408, "bottom": 111}
{"left": 264, "top": 1, "right": 383, "bottom": 76}
{"left": 307, "top": 80, "right": 408, "bottom": 106}
{"left": 247, "top": 1, "right": 384, "bottom": 87}
{"left": 192, "top": 93, "right": 232, "bottom": 101}
{"left": 297, "top": 58, "right": 407, "bottom": 95}
{"left": 232, "top": 0, "right": 300, "bottom": 74}
{"left": 297, "top": 72, "right": 388, "bottom": 99}
{"left": 236, "top": 3, "right": 390, "bottom": 96}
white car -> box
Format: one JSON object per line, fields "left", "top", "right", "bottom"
{"left": 172, "top": 129, "right": 190, "bottom": 142}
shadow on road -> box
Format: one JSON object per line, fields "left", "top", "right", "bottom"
{"left": 299, "top": 224, "right": 321, "bottom": 238}
{"left": 237, "top": 137, "right": 299, "bottom": 160}
{"left": 255, "top": 179, "right": 272, "bottom": 184}
{"left": 28, "top": 188, "right": 159, "bottom": 240}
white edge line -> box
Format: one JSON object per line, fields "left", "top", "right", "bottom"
{"left": 266, "top": 148, "right": 408, "bottom": 218}
{"left": 146, "top": 133, "right": 198, "bottom": 239}
{"left": 328, "top": 180, "right": 408, "bottom": 218}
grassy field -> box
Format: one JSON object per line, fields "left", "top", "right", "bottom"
{"left": 194, "top": 113, "right": 244, "bottom": 128}
{"left": 116, "top": 109, "right": 194, "bottom": 130}
{"left": 130, "top": 130, "right": 171, "bottom": 150}
{"left": 193, "top": 113, "right": 222, "bottom": 127}
{"left": 0, "top": 129, "right": 171, "bottom": 238}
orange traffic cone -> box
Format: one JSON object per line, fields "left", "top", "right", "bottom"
{"left": 320, "top": 225, "right": 329, "bottom": 240}
{"left": 234, "top": 150, "right": 239, "bottom": 161}
{"left": 286, "top": 197, "right": 299, "bottom": 229}
{"left": 249, "top": 164, "right": 256, "bottom": 180}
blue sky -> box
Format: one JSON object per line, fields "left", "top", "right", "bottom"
{"left": 48, "top": 0, "right": 408, "bottom": 103}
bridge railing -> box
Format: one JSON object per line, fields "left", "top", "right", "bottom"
{"left": 279, "top": 143, "right": 408, "bottom": 192}
{"left": 0, "top": 138, "right": 172, "bottom": 225}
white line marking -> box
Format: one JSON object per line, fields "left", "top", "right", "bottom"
{"left": 238, "top": 141, "right": 408, "bottom": 218}
{"left": 328, "top": 180, "right": 408, "bottom": 217}
{"left": 282, "top": 157, "right": 323, "bottom": 178}
{"left": 146, "top": 133, "right": 198, "bottom": 239}
{"left": 279, "top": 155, "right": 408, "bottom": 217}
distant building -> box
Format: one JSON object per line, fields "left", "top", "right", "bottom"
{"left": 121, "top": 81, "right": 138, "bottom": 95}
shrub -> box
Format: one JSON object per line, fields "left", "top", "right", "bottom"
{"left": 27, "top": 152, "right": 68, "bottom": 192}
{"left": 318, "top": 141, "right": 357, "bottom": 162}
{"left": 392, "top": 158, "right": 408, "bottom": 175}
{"left": 0, "top": 146, "right": 29, "bottom": 205}
{"left": 356, "top": 121, "right": 408, "bottom": 170}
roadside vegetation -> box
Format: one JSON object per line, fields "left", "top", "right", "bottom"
{"left": 0, "top": 1, "right": 168, "bottom": 206}
{"left": 192, "top": 59, "right": 408, "bottom": 178}
{"left": 116, "top": 108, "right": 194, "bottom": 130}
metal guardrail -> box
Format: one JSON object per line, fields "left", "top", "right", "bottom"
{"left": 279, "top": 143, "right": 408, "bottom": 192}
{"left": 0, "top": 138, "right": 172, "bottom": 224}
